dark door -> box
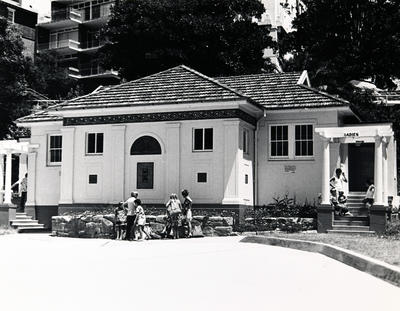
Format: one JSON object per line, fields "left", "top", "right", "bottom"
{"left": 137, "top": 162, "right": 154, "bottom": 189}
{"left": 348, "top": 143, "right": 374, "bottom": 192}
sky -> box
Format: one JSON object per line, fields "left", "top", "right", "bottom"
{"left": 27, "top": 0, "right": 52, "bottom": 19}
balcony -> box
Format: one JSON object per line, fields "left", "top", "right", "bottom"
{"left": 38, "top": 39, "right": 81, "bottom": 55}
{"left": 38, "top": 8, "right": 82, "bottom": 30}
{"left": 14, "top": 24, "right": 35, "bottom": 41}
{"left": 69, "top": 65, "right": 119, "bottom": 80}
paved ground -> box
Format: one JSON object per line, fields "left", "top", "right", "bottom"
{"left": 0, "top": 234, "right": 398, "bottom": 311}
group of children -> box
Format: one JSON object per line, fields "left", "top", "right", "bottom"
{"left": 330, "top": 167, "right": 375, "bottom": 216}
{"left": 114, "top": 189, "right": 193, "bottom": 241}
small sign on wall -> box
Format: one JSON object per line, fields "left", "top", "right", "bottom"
{"left": 284, "top": 165, "right": 296, "bottom": 173}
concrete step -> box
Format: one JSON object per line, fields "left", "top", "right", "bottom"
{"left": 11, "top": 223, "right": 44, "bottom": 229}
{"left": 327, "top": 230, "right": 376, "bottom": 235}
{"left": 333, "top": 220, "right": 369, "bottom": 226}
{"left": 17, "top": 227, "right": 50, "bottom": 234}
{"left": 332, "top": 225, "right": 371, "bottom": 231}
{"left": 334, "top": 216, "right": 369, "bottom": 221}
{"left": 11, "top": 219, "right": 38, "bottom": 224}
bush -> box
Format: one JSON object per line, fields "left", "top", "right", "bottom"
{"left": 254, "top": 195, "right": 317, "bottom": 219}
{"left": 385, "top": 220, "right": 400, "bottom": 238}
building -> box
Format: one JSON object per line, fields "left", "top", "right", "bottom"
{"left": 36, "top": 0, "right": 119, "bottom": 90}
{"left": 2, "top": 65, "right": 395, "bottom": 234}
{"left": 0, "top": 0, "right": 38, "bottom": 58}
{"left": 259, "top": 0, "right": 306, "bottom": 70}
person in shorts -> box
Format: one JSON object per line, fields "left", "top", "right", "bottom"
{"left": 133, "top": 199, "right": 146, "bottom": 241}
{"left": 114, "top": 202, "right": 127, "bottom": 240}
{"left": 124, "top": 191, "right": 138, "bottom": 241}
{"left": 181, "top": 189, "right": 192, "bottom": 238}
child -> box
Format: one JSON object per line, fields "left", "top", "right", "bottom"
{"left": 114, "top": 202, "right": 127, "bottom": 240}
{"left": 337, "top": 191, "right": 352, "bottom": 216}
{"left": 363, "top": 179, "right": 375, "bottom": 208}
{"left": 181, "top": 189, "right": 193, "bottom": 238}
{"left": 133, "top": 199, "right": 146, "bottom": 241}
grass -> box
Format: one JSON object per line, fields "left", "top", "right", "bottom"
{"left": 256, "top": 231, "right": 400, "bottom": 267}
{"left": 0, "top": 226, "right": 16, "bottom": 236}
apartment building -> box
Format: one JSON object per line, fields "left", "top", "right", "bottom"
{"left": 259, "top": 0, "right": 306, "bottom": 71}
{"left": 36, "top": 0, "right": 119, "bottom": 91}
{"left": 0, "top": 0, "right": 37, "bottom": 58}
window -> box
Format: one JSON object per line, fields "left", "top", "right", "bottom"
{"left": 245, "top": 174, "right": 249, "bottom": 184}
{"left": 7, "top": 8, "right": 15, "bottom": 24}
{"left": 295, "top": 124, "right": 313, "bottom": 157}
{"left": 193, "top": 128, "right": 213, "bottom": 151}
{"left": 243, "top": 129, "right": 249, "bottom": 155}
{"left": 88, "top": 174, "right": 97, "bottom": 184}
{"left": 137, "top": 162, "right": 154, "bottom": 189}
{"left": 269, "top": 124, "right": 314, "bottom": 160}
{"left": 48, "top": 135, "right": 62, "bottom": 165}
{"left": 86, "top": 133, "right": 104, "bottom": 155}
{"left": 197, "top": 172, "right": 207, "bottom": 183}
{"left": 130, "top": 136, "right": 161, "bottom": 155}
{"left": 270, "top": 125, "right": 289, "bottom": 157}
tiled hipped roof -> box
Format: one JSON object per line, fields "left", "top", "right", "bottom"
{"left": 17, "top": 65, "right": 349, "bottom": 123}
{"left": 217, "top": 72, "right": 348, "bottom": 109}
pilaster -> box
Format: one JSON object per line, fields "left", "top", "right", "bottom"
{"left": 166, "top": 123, "right": 181, "bottom": 195}
{"left": 111, "top": 125, "right": 126, "bottom": 201}
{"left": 59, "top": 128, "right": 75, "bottom": 204}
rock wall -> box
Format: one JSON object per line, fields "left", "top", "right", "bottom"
{"left": 52, "top": 212, "right": 235, "bottom": 239}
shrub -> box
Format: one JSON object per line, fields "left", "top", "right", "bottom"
{"left": 385, "top": 220, "right": 400, "bottom": 238}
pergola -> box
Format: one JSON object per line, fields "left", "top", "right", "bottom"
{"left": 315, "top": 124, "right": 394, "bottom": 207}
{"left": 0, "top": 140, "right": 38, "bottom": 205}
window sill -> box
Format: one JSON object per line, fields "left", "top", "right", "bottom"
{"left": 46, "top": 163, "right": 61, "bottom": 167}
{"left": 192, "top": 150, "right": 213, "bottom": 153}
{"left": 85, "top": 153, "right": 103, "bottom": 156}
{"left": 268, "top": 157, "right": 315, "bottom": 162}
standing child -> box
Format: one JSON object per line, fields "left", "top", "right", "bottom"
{"left": 181, "top": 189, "right": 193, "bottom": 238}
{"left": 134, "top": 199, "right": 146, "bottom": 241}
{"left": 114, "top": 202, "right": 127, "bottom": 240}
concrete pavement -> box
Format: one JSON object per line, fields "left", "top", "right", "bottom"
{"left": 0, "top": 234, "right": 398, "bottom": 311}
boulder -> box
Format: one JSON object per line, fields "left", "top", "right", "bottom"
{"left": 202, "top": 226, "right": 215, "bottom": 237}
{"left": 149, "top": 222, "right": 165, "bottom": 234}
{"left": 214, "top": 226, "right": 233, "bottom": 236}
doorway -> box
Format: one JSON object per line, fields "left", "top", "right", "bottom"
{"left": 348, "top": 143, "right": 374, "bottom": 192}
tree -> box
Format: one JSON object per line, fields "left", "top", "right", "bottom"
{"left": 0, "top": 17, "right": 32, "bottom": 139}
{"left": 25, "top": 50, "right": 82, "bottom": 101}
{"left": 281, "top": 0, "right": 400, "bottom": 91}
{"left": 100, "top": 0, "right": 275, "bottom": 80}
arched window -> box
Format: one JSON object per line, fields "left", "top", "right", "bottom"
{"left": 130, "top": 136, "right": 162, "bottom": 155}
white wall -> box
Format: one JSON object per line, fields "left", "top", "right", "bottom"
{"left": 257, "top": 109, "right": 340, "bottom": 205}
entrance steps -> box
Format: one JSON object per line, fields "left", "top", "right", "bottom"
{"left": 10, "top": 213, "right": 48, "bottom": 233}
{"left": 328, "top": 193, "right": 375, "bottom": 235}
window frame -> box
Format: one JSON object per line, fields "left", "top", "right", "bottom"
{"left": 192, "top": 128, "right": 213, "bottom": 152}
{"left": 268, "top": 123, "right": 315, "bottom": 161}
{"left": 243, "top": 128, "right": 250, "bottom": 155}
{"left": 269, "top": 124, "right": 290, "bottom": 159}
{"left": 7, "top": 8, "right": 15, "bottom": 24}
{"left": 47, "top": 134, "right": 63, "bottom": 166}
{"left": 85, "top": 132, "right": 104, "bottom": 156}
{"left": 294, "top": 124, "right": 314, "bottom": 159}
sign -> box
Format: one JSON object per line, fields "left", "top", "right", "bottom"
{"left": 344, "top": 132, "right": 359, "bottom": 138}
{"left": 284, "top": 165, "right": 296, "bottom": 173}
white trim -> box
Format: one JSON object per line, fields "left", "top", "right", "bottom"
{"left": 47, "top": 134, "right": 62, "bottom": 166}
{"left": 7, "top": 7, "right": 15, "bottom": 23}
{"left": 85, "top": 132, "right": 104, "bottom": 156}
{"left": 192, "top": 128, "right": 213, "bottom": 152}
{"left": 268, "top": 123, "right": 315, "bottom": 161}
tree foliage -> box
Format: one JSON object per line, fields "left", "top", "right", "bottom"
{"left": 101, "top": 0, "right": 275, "bottom": 80}
{"left": 0, "top": 17, "right": 31, "bottom": 139}
{"left": 282, "top": 0, "right": 400, "bottom": 90}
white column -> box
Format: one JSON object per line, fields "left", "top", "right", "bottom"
{"left": 111, "top": 125, "right": 126, "bottom": 202}
{"left": 382, "top": 139, "right": 388, "bottom": 205}
{"left": 4, "top": 152, "right": 12, "bottom": 204}
{"left": 374, "top": 136, "right": 383, "bottom": 205}
{"left": 59, "top": 128, "right": 75, "bottom": 204}
{"left": 222, "top": 120, "right": 241, "bottom": 205}
{"left": 26, "top": 152, "right": 37, "bottom": 206}
{"left": 321, "top": 138, "right": 330, "bottom": 205}
{"left": 166, "top": 123, "right": 181, "bottom": 196}
{"left": 0, "top": 154, "right": 4, "bottom": 204}
{"left": 19, "top": 153, "right": 28, "bottom": 182}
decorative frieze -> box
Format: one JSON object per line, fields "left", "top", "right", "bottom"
{"left": 63, "top": 109, "right": 257, "bottom": 126}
